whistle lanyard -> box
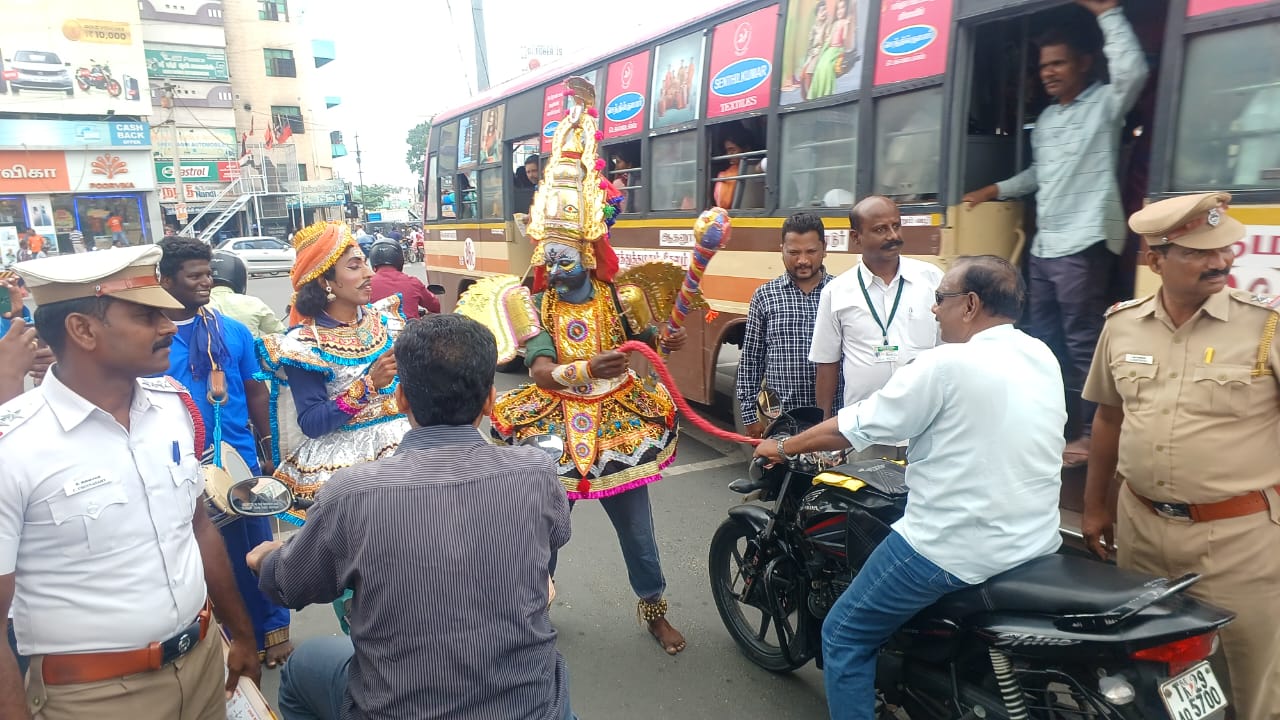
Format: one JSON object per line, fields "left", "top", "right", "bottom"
{"left": 857, "top": 269, "right": 905, "bottom": 346}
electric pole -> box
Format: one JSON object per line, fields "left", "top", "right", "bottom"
{"left": 473, "top": 0, "right": 490, "bottom": 92}
{"left": 162, "top": 84, "right": 187, "bottom": 232}
{"left": 354, "top": 132, "right": 366, "bottom": 223}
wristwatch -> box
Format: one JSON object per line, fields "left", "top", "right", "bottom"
{"left": 776, "top": 436, "right": 795, "bottom": 463}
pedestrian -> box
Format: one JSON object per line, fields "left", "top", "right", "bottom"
{"left": 963, "top": 0, "right": 1148, "bottom": 467}
{"left": 808, "top": 195, "right": 943, "bottom": 459}
{"left": 249, "top": 314, "right": 574, "bottom": 720}
{"left": 68, "top": 229, "right": 86, "bottom": 253}
{"left": 157, "top": 238, "right": 294, "bottom": 668}
{"left": 367, "top": 242, "right": 440, "bottom": 320}
{"left": 1081, "top": 192, "right": 1280, "bottom": 720}
{"left": 0, "top": 245, "right": 261, "bottom": 720}
{"left": 756, "top": 255, "right": 1066, "bottom": 720}
{"left": 107, "top": 213, "right": 127, "bottom": 246}
{"left": 736, "top": 212, "right": 836, "bottom": 438}
{"left": 207, "top": 250, "right": 286, "bottom": 339}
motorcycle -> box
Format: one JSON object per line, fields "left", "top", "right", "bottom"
{"left": 76, "top": 61, "right": 121, "bottom": 97}
{"left": 710, "top": 408, "right": 1235, "bottom": 720}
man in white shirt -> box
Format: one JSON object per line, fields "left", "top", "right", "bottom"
{"left": 757, "top": 256, "right": 1065, "bottom": 720}
{"left": 809, "top": 195, "right": 943, "bottom": 458}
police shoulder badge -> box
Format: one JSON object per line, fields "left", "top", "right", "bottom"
{"left": 1105, "top": 295, "right": 1153, "bottom": 317}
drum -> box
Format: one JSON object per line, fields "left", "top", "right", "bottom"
{"left": 202, "top": 443, "right": 255, "bottom": 528}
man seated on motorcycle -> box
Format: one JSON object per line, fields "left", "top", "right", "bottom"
{"left": 367, "top": 241, "right": 440, "bottom": 320}
{"left": 754, "top": 255, "right": 1066, "bottom": 720}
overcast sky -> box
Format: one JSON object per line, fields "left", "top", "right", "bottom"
{"left": 301, "top": 0, "right": 729, "bottom": 187}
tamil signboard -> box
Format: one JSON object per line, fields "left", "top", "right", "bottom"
{"left": 145, "top": 45, "right": 229, "bottom": 81}
{"left": 874, "top": 0, "right": 953, "bottom": 86}
{"left": 287, "top": 179, "right": 346, "bottom": 209}
{"left": 151, "top": 126, "right": 237, "bottom": 160}
{"left": 0, "top": 149, "right": 155, "bottom": 193}
{"left": 0, "top": 0, "right": 149, "bottom": 115}
{"left": 159, "top": 182, "right": 228, "bottom": 203}
{"left": 603, "top": 51, "right": 650, "bottom": 140}
{"left": 154, "top": 160, "right": 240, "bottom": 183}
{"left": 0, "top": 119, "right": 150, "bottom": 149}
{"left": 706, "top": 6, "right": 778, "bottom": 119}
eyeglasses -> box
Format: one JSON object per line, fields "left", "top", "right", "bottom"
{"left": 934, "top": 291, "right": 968, "bottom": 305}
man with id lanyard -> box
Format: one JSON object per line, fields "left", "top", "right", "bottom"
{"left": 810, "top": 196, "right": 943, "bottom": 459}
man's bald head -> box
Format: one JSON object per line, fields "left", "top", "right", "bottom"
{"left": 848, "top": 195, "right": 897, "bottom": 233}
{"left": 953, "top": 255, "right": 1024, "bottom": 320}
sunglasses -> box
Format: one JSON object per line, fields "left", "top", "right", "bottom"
{"left": 934, "top": 291, "right": 968, "bottom": 305}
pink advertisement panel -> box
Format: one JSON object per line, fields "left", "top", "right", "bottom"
{"left": 540, "top": 82, "right": 567, "bottom": 153}
{"left": 873, "top": 0, "right": 953, "bottom": 86}
{"left": 603, "top": 51, "right": 651, "bottom": 139}
{"left": 706, "top": 6, "right": 779, "bottom": 119}
{"left": 1187, "top": 0, "right": 1270, "bottom": 15}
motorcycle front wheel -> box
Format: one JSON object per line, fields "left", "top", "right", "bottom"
{"left": 708, "top": 518, "right": 811, "bottom": 673}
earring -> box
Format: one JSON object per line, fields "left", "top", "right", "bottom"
{"left": 326, "top": 286, "right": 336, "bottom": 301}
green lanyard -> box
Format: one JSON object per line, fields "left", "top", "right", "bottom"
{"left": 857, "top": 270, "right": 905, "bottom": 346}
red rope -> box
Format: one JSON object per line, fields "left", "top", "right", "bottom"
{"left": 618, "top": 340, "right": 762, "bottom": 446}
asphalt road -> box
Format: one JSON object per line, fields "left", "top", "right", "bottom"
{"left": 244, "top": 267, "right": 830, "bottom": 719}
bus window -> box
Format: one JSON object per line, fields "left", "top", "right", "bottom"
{"left": 780, "top": 104, "right": 856, "bottom": 209}
{"left": 511, "top": 136, "right": 541, "bottom": 215}
{"left": 709, "top": 119, "right": 766, "bottom": 211}
{"left": 425, "top": 155, "right": 439, "bottom": 220}
{"left": 457, "top": 171, "right": 478, "bottom": 219}
{"left": 874, "top": 88, "right": 942, "bottom": 203}
{"left": 603, "top": 140, "right": 642, "bottom": 214}
{"left": 438, "top": 123, "right": 458, "bottom": 219}
{"left": 479, "top": 167, "right": 504, "bottom": 219}
{"left": 1173, "top": 22, "right": 1280, "bottom": 191}
{"left": 651, "top": 131, "right": 697, "bottom": 211}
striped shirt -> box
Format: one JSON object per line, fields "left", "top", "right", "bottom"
{"left": 259, "top": 425, "right": 571, "bottom": 720}
{"left": 736, "top": 272, "right": 835, "bottom": 425}
{"left": 996, "top": 7, "right": 1148, "bottom": 259}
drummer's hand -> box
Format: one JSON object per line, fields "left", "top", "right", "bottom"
{"left": 368, "top": 353, "right": 397, "bottom": 389}
{"left": 659, "top": 325, "right": 687, "bottom": 353}
{"left": 588, "top": 350, "right": 628, "bottom": 380}
{"left": 246, "top": 540, "right": 283, "bottom": 574}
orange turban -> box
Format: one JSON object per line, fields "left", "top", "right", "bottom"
{"left": 288, "top": 221, "right": 356, "bottom": 325}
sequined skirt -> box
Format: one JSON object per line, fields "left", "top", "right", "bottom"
{"left": 273, "top": 416, "right": 410, "bottom": 523}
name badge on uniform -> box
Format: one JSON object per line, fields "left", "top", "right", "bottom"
{"left": 65, "top": 475, "right": 111, "bottom": 496}
{"left": 1124, "top": 353, "right": 1154, "bottom": 365}
{"left": 874, "top": 345, "right": 900, "bottom": 363}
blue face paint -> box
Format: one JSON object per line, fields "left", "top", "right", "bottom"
{"left": 544, "top": 242, "right": 592, "bottom": 303}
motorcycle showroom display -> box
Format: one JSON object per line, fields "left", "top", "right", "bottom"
{"left": 710, "top": 408, "right": 1235, "bottom": 720}
{"left": 76, "top": 60, "right": 122, "bottom": 97}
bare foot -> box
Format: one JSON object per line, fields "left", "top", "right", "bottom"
{"left": 264, "top": 640, "right": 295, "bottom": 669}
{"left": 648, "top": 617, "right": 686, "bottom": 655}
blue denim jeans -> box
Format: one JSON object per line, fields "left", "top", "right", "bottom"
{"left": 549, "top": 485, "right": 666, "bottom": 602}
{"left": 821, "top": 531, "right": 972, "bottom": 720}
{"left": 278, "top": 635, "right": 577, "bottom": 720}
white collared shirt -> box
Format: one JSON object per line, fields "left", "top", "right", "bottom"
{"left": 0, "top": 368, "right": 207, "bottom": 654}
{"left": 809, "top": 257, "right": 944, "bottom": 409}
{"left": 837, "top": 324, "right": 1066, "bottom": 584}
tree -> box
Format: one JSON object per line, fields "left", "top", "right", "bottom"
{"left": 405, "top": 120, "right": 432, "bottom": 178}
{"left": 357, "top": 184, "right": 399, "bottom": 211}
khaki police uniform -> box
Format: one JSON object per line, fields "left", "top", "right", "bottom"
{"left": 1083, "top": 192, "right": 1280, "bottom": 720}
{"left": 0, "top": 246, "right": 226, "bottom": 720}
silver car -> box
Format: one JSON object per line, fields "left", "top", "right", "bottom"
{"left": 3, "top": 50, "right": 75, "bottom": 96}
{"left": 215, "top": 236, "right": 296, "bottom": 276}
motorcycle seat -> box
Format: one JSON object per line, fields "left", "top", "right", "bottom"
{"left": 929, "top": 553, "right": 1164, "bottom": 618}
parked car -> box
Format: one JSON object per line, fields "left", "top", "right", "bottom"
{"left": 2, "top": 50, "right": 74, "bottom": 96}
{"left": 215, "top": 236, "right": 295, "bottom": 276}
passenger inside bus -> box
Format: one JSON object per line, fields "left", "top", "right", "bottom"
{"left": 608, "top": 143, "right": 641, "bottom": 214}
{"left": 711, "top": 123, "right": 766, "bottom": 211}
{"left": 456, "top": 173, "right": 478, "bottom": 219}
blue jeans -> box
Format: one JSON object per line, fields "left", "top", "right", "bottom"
{"left": 279, "top": 635, "right": 577, "bottom": 720}
{"left": 549, "top": 485, "right": 666, "bottom": 602}
{"left": 821, "top": 531, "right": 972, "bottom": 720}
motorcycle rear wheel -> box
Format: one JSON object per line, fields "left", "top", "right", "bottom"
{"left": 708, "top": 518, "right": 810, "bottom": 673}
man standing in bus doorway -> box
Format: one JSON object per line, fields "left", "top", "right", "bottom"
{"left": 809, "top": 196, "right": 943, "bottom": 459}
{"left": 963, "top": 0, "right": 1149, "bottom": 467}
{"left": 736, "top": 212, "right": 836, "bottom": 439}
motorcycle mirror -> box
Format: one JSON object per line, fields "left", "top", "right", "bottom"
{"left": 519, "top": 434, "right": 565, "bottom": 460}
{"left": 427, "top": 284, "right": 446, "bottom": 295}
{"left": 226, "top": 476, "right": 294, "bottom": 517}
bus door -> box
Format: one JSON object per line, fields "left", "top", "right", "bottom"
{"left": 951, "top": 0, "right": 1168, "bottom": 299}
{"left": 509, "top": 136, "right": 541, "bottom": 275}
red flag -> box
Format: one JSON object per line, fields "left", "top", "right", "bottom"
{"left": 275, "top": 120, "right": 293, "bottom": 145}
{"left": 264, "top": 124, "right": 276, "bottom": 149}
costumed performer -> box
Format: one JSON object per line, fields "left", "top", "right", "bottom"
{"left": 489, "top": 76, "right": 690, "bottom": 655}
{"left": 257, "top": 221, "right": 409, "bottom": 525}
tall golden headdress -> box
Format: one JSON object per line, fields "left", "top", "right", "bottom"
{"left": 527, "top": 76, "right": 620, "bottom": 272}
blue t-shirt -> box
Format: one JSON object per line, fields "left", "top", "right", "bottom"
{"left": 163, "top": 311, "right": 262, "bottom": 474}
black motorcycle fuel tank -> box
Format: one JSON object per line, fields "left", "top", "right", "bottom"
{"left": 797, "top": 459, "right": 907, "bottom": 568}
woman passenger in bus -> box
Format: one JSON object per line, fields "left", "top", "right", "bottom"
{"left": 713, "top": 129, "right": 763, "bottom": 210}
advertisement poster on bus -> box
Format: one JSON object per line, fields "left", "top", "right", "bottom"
{"left": 1232, "top": 224, "right": 1280, "bottom": 296}
{"left": 1187, "top": 0, "right": 1270, "bottom": 16}
{"left": 873, "top": 0, "right": 953, "bottom": 86}
{"left": 603, "top": 51, "right": 650, "bottom": 139}
{"left": 458, "top": 114, "right": 477, "bottom": 168}
{"left": 706, "top": 6, "right": 778, "bottom": 119}
{"left": 0, "top": 0, "right": 148, "bottom": 116}
{"left": 540, "top": 69, "right": 600, "bottom": 153}
{"left": 650, "top": 32, "right": 705, "bottom": 130}
{"left": 780, "top": 0, "right": 870, "bottom": 105}
{"left": 479, "top": 105, "right": 505, "bottom": 165}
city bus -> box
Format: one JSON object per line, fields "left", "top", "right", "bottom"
{"left": 421, "top": 0, "right": 1280, "bottom": 413}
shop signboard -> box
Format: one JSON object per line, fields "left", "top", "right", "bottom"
{"left": 159, "top": 182, "right": 228, "bottom": 203}
{"left": 0, "top": 150, "right": 71, "bottom": 193}
{"left": 137, "top": 0, "right": 224, "bottom": 25}
{"left": 151, "top": 126, "right": 237, "bottom": 160}
{"left": 287, "top": 179, "right": 347, "bottom": 209}
{"left": 0, "top": 0, "right": 149, "bottom": 115}
{"left": 0, "top": 119, "right": 151, "bottom": 149}
{"left": 148, "top": 79, "right": 233, "bottom": 108}
{"left": 154, "top": 160, "right": 240, "bottom": 183}
{"left": 144, "top": 45, "right": 229, "bottom": 81}
{"left": 873, "top": 0, "right": 953, "bottom": 86}
{"left": 706, "top": 6, "right": 778, "bottom": 119}
{"left": 603, "top": 51, "right": 650, "bottom": 139}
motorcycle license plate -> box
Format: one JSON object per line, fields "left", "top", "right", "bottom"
{"left": 1159, "top": 661, "right": 1228, "bottom": 720}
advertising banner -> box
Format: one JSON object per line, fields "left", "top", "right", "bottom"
{"left": 148, "top": 79, "right": 232, "bottom": 108}
{"left": 145, "top": 45, "right": 229, "bottom": 81}
{"left": 64, "top": 149, "right": 155, "bottom": 191}
{"left": 603, "top": 51, "right": 650, "bottom": 139}
{"left": 151, "top": 126, "right": 238, "bottom": 160}
{"left": 540, "top": 69, "right": 601, "bottom": 153}
{"left": 873, "top": 0, "right": 953, "bottom": 86}
{"left": 0, "top": 150, "right": 71, "bottom": 193}
{"left": 458, "top": 115, "right": 478, "bottom": 167}
{"left": 479, "top": 105, "right": 505, "bottom": 165}
{"left": 137, "top": 0, "right": 224, "bottom": 25}
{"left": 1187, "top": 0, "right": 1270, "bottom": 15}
{"left": 0, "top": 0, "right": 148, "bottom": 115}
{"left": 158, "top": 183, "right": 228, "bottom": 203}
{"left": 287, "top": 179, "right": 347, "bottom": 209}
{"left": 651, "top": 32, "right": 705, "bottom": 129}
{"left": 781, "top": 0, "right": 870, "bottom": 104}
{"left": 0, "top": 119, "right": 150, "bottom": 149}
{"left": 707, "top": 6, "right": 778, "bottom": 119}
{"left": 155, "top": 160, "right": 240, "bottom": 183}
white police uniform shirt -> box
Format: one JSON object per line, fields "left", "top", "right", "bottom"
{"left": 809, "top": 257, "right": 944, "bottom": 409}
{"left": 837, "top": 324, "right": 1066, "bottom": 584}
{"left": 0, "top": 368, "right": 207, "bottom": 655}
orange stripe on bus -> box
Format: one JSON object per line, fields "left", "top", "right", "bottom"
{"left": 425, "top": 254, "right": 511, "bottom": 274}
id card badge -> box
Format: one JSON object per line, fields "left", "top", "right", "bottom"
{"left": 874, "top": 345, "right": 899, "bottom": 363}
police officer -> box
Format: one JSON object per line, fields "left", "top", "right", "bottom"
{"left": 0, "top": 246, "right": 261, "bottom": 720}
{"left": 1081, "top": 192, "right": 1280, "bottom": 720}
